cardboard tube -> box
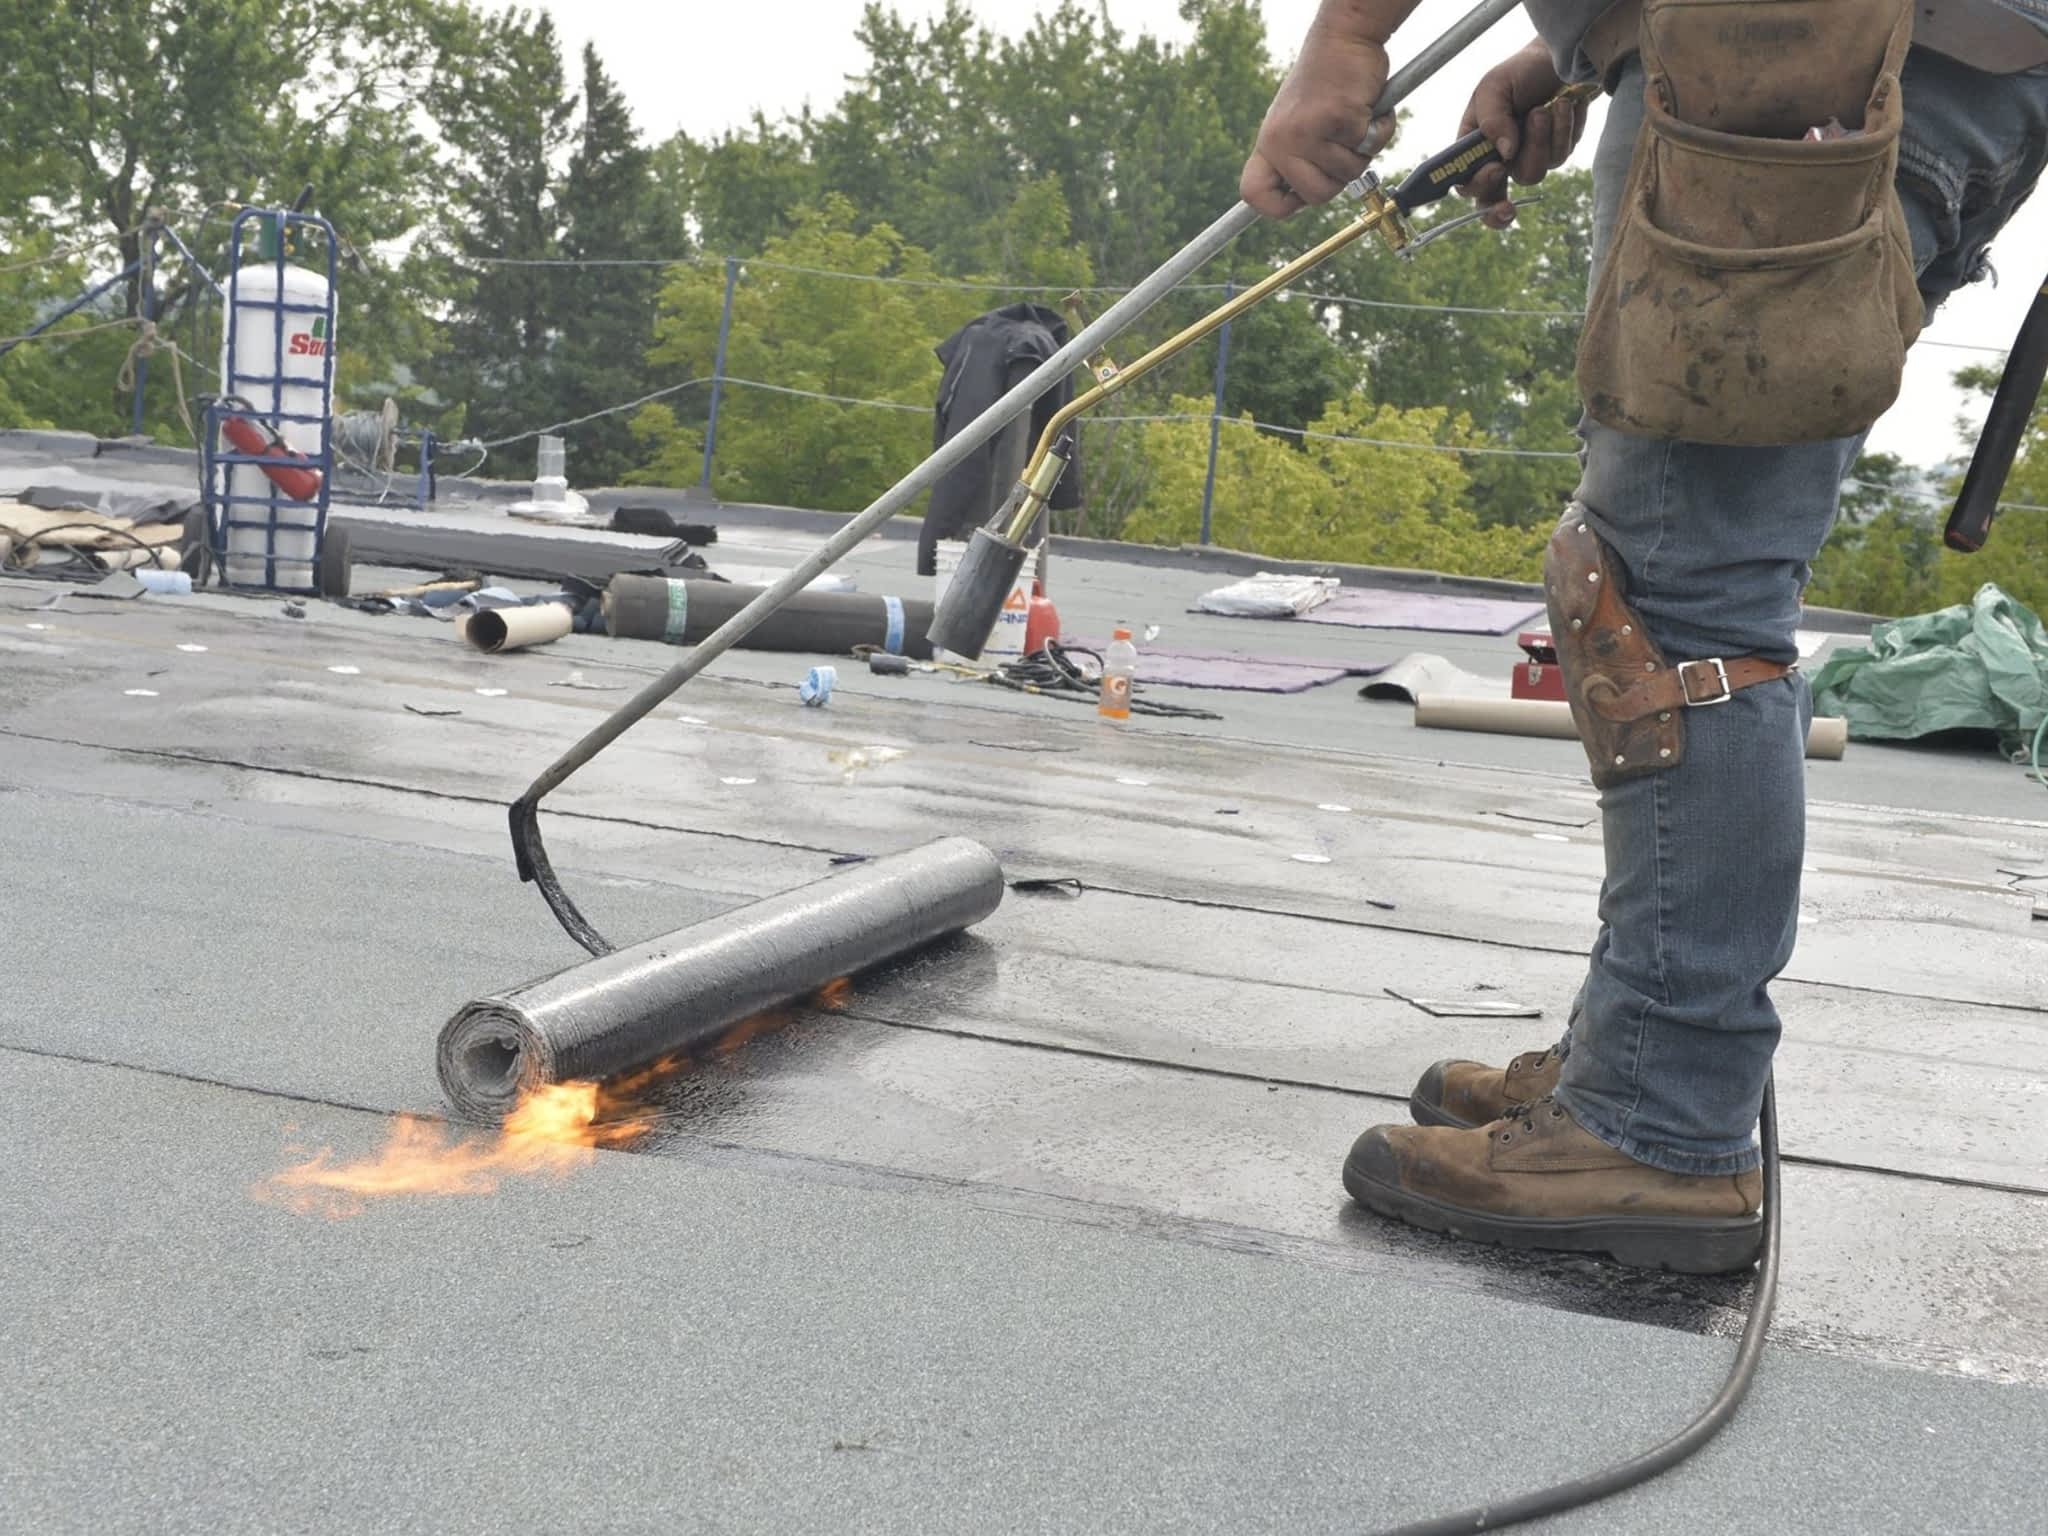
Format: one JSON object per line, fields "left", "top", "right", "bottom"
{"left": 461, "top": 603, "right": 573, "bottom": 654}
{"left": 1414, "top": 694, "right": 1848, "bottom": 760}
{"left": 1415, "top": 694, "right": 1580, "bottom": 739}
{"left": 92, "top": 547, "right": 182, "bottom": 572}
{"left": 1806, "top": 714, "right": 1848, "bottom": 760}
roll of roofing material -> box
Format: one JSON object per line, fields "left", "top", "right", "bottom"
{"left": 461, "top": 602, "right": 573, "bottom": 654}
{"left": 1413, "top": 694, "right": 1848, "bottom": 760}
{"left": 437, "top": 836, "right": 1005, "bottom": 1121}
{"left": 603, "top": 574, "right": 935, "bottom": 661}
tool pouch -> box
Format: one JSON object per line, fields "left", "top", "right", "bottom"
{"left": 1577, "top": 0, "right": 1922, "bottom": 445}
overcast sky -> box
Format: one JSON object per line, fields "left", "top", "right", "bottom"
{"left": 523, "top": 0, "right": 2038, "bottom": 474}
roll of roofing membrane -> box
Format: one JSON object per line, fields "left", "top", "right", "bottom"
{"left": 603, "top": 575, "right": 935, "bottom": 660}
{"left": 437, "top": 837, "right": 1005, "bottom": 1121}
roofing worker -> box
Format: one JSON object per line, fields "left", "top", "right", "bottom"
{"left": 1243, "top": 0, "right": 2048, "bottom": 1274}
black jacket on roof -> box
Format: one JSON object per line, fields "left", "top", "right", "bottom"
{"left": 921, "top": 302, "right": 1082, "bottom": 576}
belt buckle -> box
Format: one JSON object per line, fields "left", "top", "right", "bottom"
{"left": 1679, "top": 657, "right": 1732, "bottom": 707}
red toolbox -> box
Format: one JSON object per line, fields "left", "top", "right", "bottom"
{"left": 1512, "top": 631, "right": 1567, "bottom": 701}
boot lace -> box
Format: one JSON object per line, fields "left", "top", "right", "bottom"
{"left": 1494, "top": 1096, "right": 1568, "bottom": 1143}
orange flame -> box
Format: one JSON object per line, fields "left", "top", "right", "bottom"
{"left": 259, "top": 1064, "right": 676, "bottom": 1219}
{"left": 259, "top": 984, "right": 852, "bottom": 1218}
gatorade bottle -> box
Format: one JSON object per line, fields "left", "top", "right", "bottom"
{"left": 1099, "top": 624, "right": 1136, "bottom": 721}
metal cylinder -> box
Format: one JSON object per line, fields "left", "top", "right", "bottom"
{"left": 437, "top": 837, "right": 1005, "bottom": 1121}
{"left": 927, "top": 527, "right": 1030, "bottom": 659}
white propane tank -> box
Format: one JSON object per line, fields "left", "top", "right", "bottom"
{"left": 218, "top": 255, "right": 332, "bottom": 588}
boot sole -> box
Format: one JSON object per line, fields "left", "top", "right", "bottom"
{"left": 1343, "top": 1153, "right": 1762, "bottom": 1275}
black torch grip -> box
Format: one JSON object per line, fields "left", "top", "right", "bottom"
{"left": 1947, "top": 277, "right": 2048, "bottom": 553}
{"left": 1390, "top": 128, "right": 1502, "bottom": 212}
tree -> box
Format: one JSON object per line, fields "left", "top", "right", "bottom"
{"left": 1312, "top": 168, "right": 1596, "bottom": 531}
{"left": 1121, "top": 390, "right": 1549, "bottom": 577}
{"left": 551, "top": 45, "right": 683, "bottom": 483}
{"left": 1808, "top": 376, "right": 2048, "bottom": 617}
{"left": 632, "top": 198, "right": 983, "bottom": 511}
{"left": 0, "top": 0, "right": 444, "bottom": 440}
{"left": 418, "top": 6, "right": 577, "bottom": 456}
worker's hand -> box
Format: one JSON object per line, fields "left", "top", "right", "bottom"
{"left": 1241, "top": 22, "right": 1397, "bottom": 218}
{"left": 1458, "top": 39, "right": 1588, "bottom": 229}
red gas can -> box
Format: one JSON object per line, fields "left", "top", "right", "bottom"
{"left": 1024, "top": 580, "right": 1061, "bottom": 656}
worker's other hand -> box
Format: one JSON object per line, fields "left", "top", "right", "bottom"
{"left": 1242, "top": 23, "right": 1396, "bottom": 218}
{"left": 1459, "top": 39, "right": 1587, "bottom": 228}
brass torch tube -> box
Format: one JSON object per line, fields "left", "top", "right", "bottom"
{"left": 1006, "top": 200, "right": 1394, "bottom": 542}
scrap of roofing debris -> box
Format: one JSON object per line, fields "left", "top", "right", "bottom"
{"left": 1385, "top": 988, "right": 1543, "bottom": 1020}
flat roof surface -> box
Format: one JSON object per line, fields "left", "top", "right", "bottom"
{"left": 4, "top": 432, "right": 2045, "bottom": 1532}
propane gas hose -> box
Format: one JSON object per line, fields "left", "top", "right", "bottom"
{"left": 1372, "top": 1079, "right": 1782, "bottom": 1535}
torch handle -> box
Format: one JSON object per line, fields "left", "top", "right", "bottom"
{"left": 1946, "top": 276, "right": 2048, "bottom": 553}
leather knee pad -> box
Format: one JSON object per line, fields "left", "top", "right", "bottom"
{"left": 1544, "top": 509, "right": 1683, "bottom": 788}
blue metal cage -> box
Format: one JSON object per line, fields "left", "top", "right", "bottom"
{"left": 199, "top": 209, "right": 343, "bottom": 595}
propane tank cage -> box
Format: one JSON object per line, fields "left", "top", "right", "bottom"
{"left": 200, "top": 207, "right": 348, "bottom": 596}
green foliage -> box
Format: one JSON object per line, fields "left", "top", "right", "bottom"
{"left": 632, "top": 198, "right": 1000, "bottom": 511}
{"left": 1807, "top": 506, "right": 1948, "bottom": 616}
{"left": 550, "top": 46, "right": 685, "bottom": 482}
{"left": 0, "top": 0, "right": 444, "bottom": 440}
{"left": 1122, "top": 393, "right": 1548, "bottom": 577}
{"left": 1810, "top": 405, "right": 2048, "bottom": 620}
{"left": 416, "top": 6, "right": 578, "bottom": 448}
{"left": 1326, "top": 170, "right": 1594, "bottom": 531}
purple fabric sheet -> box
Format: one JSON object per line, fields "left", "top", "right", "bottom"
{"left": 1068, "top": 639, "right": 1388, "bottom": 694}
{"left": 1292, "top": 590, "right": 1546, "bottom": 635}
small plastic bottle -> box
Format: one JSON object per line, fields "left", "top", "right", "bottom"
{"left": 1099, "top": 624, "right": 1136, "bottom": 720}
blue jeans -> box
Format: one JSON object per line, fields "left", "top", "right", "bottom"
{"left": 1551, "top": 50, "right": 2048, "bottom": 1175}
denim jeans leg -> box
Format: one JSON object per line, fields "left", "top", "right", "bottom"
{"left": 1549, "top": 51, "right": 2048, "bottom": 1174}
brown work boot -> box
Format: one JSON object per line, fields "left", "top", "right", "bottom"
{"left": 1409, "top": 1047, "right": 1563, "bottom": 1128}
{"left": 1343, "top": 1097, "right": 1763, "bottom": 1274}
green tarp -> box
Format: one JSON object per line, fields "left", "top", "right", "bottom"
{"left": 1810, "top": 584, "right": 2048, "bottom": 756}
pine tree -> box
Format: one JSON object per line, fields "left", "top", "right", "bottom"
{"left": 422, "top": 8, "right": 576, "bottom": 460}
{"left": 551, "top": 45, "right": 682, "bottom": 484}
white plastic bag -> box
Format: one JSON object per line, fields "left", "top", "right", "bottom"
{"left": 1194, "top": 571, "right": 1338, "bottom": 619}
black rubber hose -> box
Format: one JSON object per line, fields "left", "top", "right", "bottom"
{"left": 1372, "top": 1077, "right": 1782, "bottom": 1535}
{"left": 509, "top": 795, "right": 613, "bottom": 958}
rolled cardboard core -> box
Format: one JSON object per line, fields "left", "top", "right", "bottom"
{"left": 461, "top": 602, "right": 573, "bottom": 654}
{"left": 92, "top": 547, "right": 182, "bottom": 572}
{"left": 1413, "top": 694, "right": 1847, "bottom": 760}
{"left": 1806, "top": 714, "right": 1848, "bottom": 759}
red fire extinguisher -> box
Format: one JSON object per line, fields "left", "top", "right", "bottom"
{"left": 219, "top": 411, "right": 322, "bottom": 503}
